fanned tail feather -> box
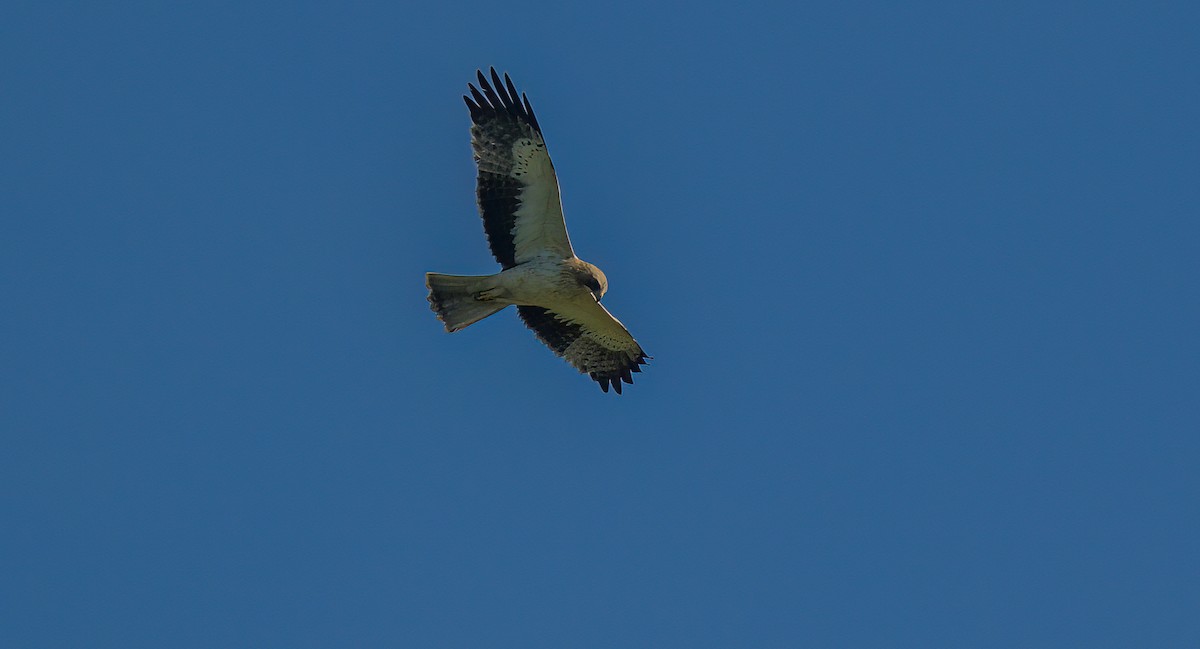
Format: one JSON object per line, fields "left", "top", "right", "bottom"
{"left": 425, "top": 273, "right": 506, "bottom": 332}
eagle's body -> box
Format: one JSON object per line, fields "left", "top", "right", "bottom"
{"left": 488, "top": 257, "right": 600, "bottom": 307}
{"left": 425, "top": 69, "right": 649, "bottom": 394}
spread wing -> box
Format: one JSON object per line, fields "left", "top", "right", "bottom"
{"left": 464, "top": 68, "right": 574, "bottom": 269}
{"left": 517, "top": 302, "right": 649, "bottom": 394}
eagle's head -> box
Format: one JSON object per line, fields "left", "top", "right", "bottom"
{"left": 578, "top": 261, "right": 608, "bottom": 302}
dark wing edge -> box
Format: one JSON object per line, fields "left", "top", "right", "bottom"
{"left": 462, "top": 67, "right": 543, "bottom": 135}
{"left": 463, "top": 68, "right": 546, "bottom": 269}
{"left": 517, "top": 306, "right": 650, "bottom": 395}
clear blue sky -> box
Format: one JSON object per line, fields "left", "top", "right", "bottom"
{"left": 2, "top": 1, "right": 1197, "bottom": 647}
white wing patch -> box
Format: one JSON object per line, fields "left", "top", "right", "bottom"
{"left": 560, "top": 306, "right": 631, "bottom": 352}
{"left": 510, "top": 136, "right": 570, "bottom": 263}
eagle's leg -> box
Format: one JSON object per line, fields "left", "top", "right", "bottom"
{"left": 475, "top": 287, "right": 505, "bottom": 301}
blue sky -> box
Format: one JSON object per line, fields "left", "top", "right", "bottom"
{"left": 2, "top": 1, "right": 1197, "bottom": 647}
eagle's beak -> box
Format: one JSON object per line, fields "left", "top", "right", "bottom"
{"left": 592, "top": 290, "right": 603, "bottom": 302}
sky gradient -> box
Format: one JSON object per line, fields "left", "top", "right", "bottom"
{"left": 2, "top": 1, "right": 1198, "bottom": 647}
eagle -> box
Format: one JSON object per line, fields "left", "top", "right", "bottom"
{"left": 425, "top": 68, "right": 649, "bottom": 394}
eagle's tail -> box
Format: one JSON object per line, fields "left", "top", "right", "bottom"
{"left": 425, "top": 272, "right": 507, "bottom": 332}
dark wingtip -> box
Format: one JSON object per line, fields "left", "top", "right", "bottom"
{"left": 464, "top": 68, "right": 542, "bottom": 134}
{"left": 490, "top": 68, "right": 507, "bottom": 101}
{"left": 590, "top": 370, "right": 635, "bottom": 394}
{"left": 590, "top": 372, "right": 612, "bottom": 394}
{"left": 466, "top": 83, "right": 489, "bottom": 116}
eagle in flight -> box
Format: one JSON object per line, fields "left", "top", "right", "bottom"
{"left": 425, "top": 68, "right": 649, "bottom": 394}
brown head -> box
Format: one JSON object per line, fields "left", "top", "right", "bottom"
{"left": 574, "top": 260, "right": 609, "bottom": 302}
